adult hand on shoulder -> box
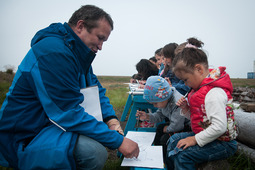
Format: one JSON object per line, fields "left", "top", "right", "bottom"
{"left": 118, "top": 137, "right": 139, "bottom": 158}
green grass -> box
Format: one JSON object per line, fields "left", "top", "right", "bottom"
{"left": 228, "top": 152, "right": 255, "bottom": 170}
{"left": 103, "top": 158, "right": 129, "bottom": 170}
{"left": 0, "top": 82, "right": 10, "bottom": 105}
{"left": 0, "top": 167, "right": 12, "bottom": 170}
{"left": 231, "top": 78, "right": 255, "bottom": 88}
{"left": 106, "top": 87, "right": 129, "bottom": 110}
{"left": 98, "top": 76, "right": 130, "bottom": 83}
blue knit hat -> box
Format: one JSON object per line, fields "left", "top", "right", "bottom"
{"left": 143, "top": 76, "right": 173, "bottom": 103}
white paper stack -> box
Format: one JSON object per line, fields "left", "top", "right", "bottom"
{"left": 121, "top": 131, "right": 164, "bottom": 169}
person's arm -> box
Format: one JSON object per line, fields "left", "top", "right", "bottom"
{"left": 195, "top": 88, "right": 228, "bottom": 147}
{"left": 166, "top": 107, "right": 186, "bottom": 133}
{"left": 176, "top": 97, "right": 191, "bottom": 119}
{"left": 86, "top": 69, "right": 124, "bottom": 134}
{"left": 118, "top": 137, "right": 139, "bottom": 158}
{"left": 148, "top": 109, "right": 165, "bottom": 123}
{"left": 34, "top": 49, "right": 123, "bottom": 150}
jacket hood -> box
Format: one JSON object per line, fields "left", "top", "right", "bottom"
{"left": 31, "top": 23, "right": 68, "bottom": 47}
{"left": 31, "top": 23, "right": 96, "bottom": 74}
{"left": 201, "top": 66, "right": 233, "bottom": 94}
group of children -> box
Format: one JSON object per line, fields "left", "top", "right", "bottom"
{"left": 133, "top": 37, "right": 238, "bottom": 169}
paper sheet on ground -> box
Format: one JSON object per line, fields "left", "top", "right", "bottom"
{"left": 121, "top": 131, "right": 164, "bottom": 169}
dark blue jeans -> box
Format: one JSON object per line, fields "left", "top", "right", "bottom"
{"left": 74, "top": 135, "right": 108, "bottom": 170}
{"left": 166, "top": 132, "right": 237, "bottom": 170}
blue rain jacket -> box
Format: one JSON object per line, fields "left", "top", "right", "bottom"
{"left": 0, "top": 23, "right": 124, "bottom": 169}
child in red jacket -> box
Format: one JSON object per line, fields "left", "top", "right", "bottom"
{"left": 166, "top": 37, "right": 237, "bottom": 170}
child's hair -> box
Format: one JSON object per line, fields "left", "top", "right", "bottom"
{"left": 172, "top": 37, "right": 208, "bottom": 73}
{"left": 136, "top": 59, "right": 159, "bottom": 80}
{"left": 149, "top": 56, "right": 157, "bottom": 63}
{"left": 131, "top": 73, "right": 142, "bottom": 80}
{"left": 162, "top": 43, "right": 178, "bottom": 60}
{"left": 162, "top": 43, "right": 178, "bottom": 77}
{"left": 155, "top": 48, "right": 163, "bottom": 56}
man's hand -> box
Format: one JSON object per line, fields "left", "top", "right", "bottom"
{"left": 118, "top": 137, "right": 139, "bottom": 158}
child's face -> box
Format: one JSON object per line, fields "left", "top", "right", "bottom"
{"left": 165, "top": 58, "right": 172, "bottom": 66}
{"left": 150, "top": 100, "right": 168, "bottom": 109}
{"left": 155, "top": 54, "right": 163, "bottom": 68}
{"left": 175, "top": 69, "right": 204, "bottom": 90}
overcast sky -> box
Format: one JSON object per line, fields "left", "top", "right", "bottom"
{"left": 1, "top": 0, "right": 255, "bottom": 78}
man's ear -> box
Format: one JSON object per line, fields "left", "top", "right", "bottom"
{"left": 75, "top": 20, "right": 85, "bottom": 34}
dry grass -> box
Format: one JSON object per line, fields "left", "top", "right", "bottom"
{"left": 231, "top": 78, "right": 255, "bottom": 88}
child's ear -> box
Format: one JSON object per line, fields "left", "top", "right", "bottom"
{"left": 194, "top": 64, "right": 204, "bottom": 75}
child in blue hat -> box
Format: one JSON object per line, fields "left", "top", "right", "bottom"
{"left": 136, "top": 75, "right": 190, "bottom": 162}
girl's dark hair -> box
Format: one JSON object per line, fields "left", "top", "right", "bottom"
{"left": 136, "top": 59, "right": 159, "bottom": 80}
{"left": 161, "top": 64, "right": 171, "bottom": 78}
{"left": 172, "top": 37, "right": 208, "bottom": 73}
{"left": 155, "top": 48, "right": 163, "bottom": 56}
{"left": 162, "top": 43, "right": 178, "bottom": 60}
{"left": 149, "top": 56, "right": 157, "bottom": 63}
{"left": 68, "top": 5, "right": 113, "bottom": 32}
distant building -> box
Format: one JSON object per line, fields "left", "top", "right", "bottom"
{"left": 247, "top": 61, "right": 255, "bottom": 79}
{"left": 247, "top": 72, "right": 255, "bottom": 79}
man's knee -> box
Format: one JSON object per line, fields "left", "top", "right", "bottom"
{"left": 74, "top": 135, "right": 108, "bottom": 169}
{"left": 84, "top": 147, "right": 108, "bottom": 169}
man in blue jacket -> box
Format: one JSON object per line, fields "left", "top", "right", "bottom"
{"left": 0, "top": 5, "right": 139, "bottom": 169}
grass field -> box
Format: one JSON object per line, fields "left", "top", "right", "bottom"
{"left": 0, "top": 73, "right": 255, "bottom": 169}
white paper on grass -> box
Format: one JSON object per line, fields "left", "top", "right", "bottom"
{"left": 121, "top": 131, "right": 164, "bottom": 169}
{"left": 80, "top": 85, "right": 103, "bottom": 121}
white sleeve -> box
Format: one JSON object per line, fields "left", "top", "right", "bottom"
{"left": 195, "top": 88, "right": 228, "bottom": 147}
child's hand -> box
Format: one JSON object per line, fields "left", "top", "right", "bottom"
{"left": 136, "top": 110, "right": 148, "bottom": 121}
{"left": 176, "top": 97, "right": 189, "bottom": 112}
{"left": 177, "top": 136, "right": 197, "bottom": 150}
{"left": 176, "top": 97, "right": 187, "bottom": 108}
{"left": 138, "top": 84, "right": 145, "bottom": 89}
{"left": 139, "top": 80, "right": 146, "bottom": 85}
{"left": 163, "top": 125, "right": 168, "bottom": 133}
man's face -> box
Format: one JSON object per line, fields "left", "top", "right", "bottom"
{"left": 77, "top": 18, "right": 112, "bottom": 53}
